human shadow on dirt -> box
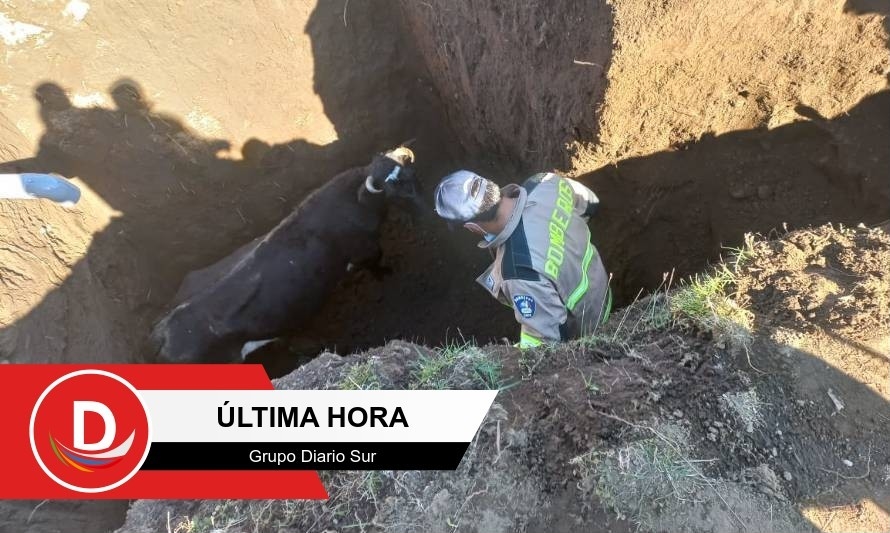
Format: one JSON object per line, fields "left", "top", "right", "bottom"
{"left": 0, "top": 75, "right": 346, "bottom": 363}
{"left": 0, "top": 77, "right": 274, "bottom": 533}
{"left": 0, "top": 78, "right": 249, "bottom": 363}
{"left": 0, "top": 0, "right": 510, "bottom": 372}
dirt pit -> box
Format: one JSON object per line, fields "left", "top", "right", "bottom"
{"left": 0, "top": 0, "right": 888, "bottom": 531}
{"left": 1, "top": 0, "right": 886, "bottom": 373}
{"left": 0, "top": 0, "right": 522, "bottom": 373}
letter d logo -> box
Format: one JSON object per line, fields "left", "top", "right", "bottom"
{"left": 73, "top": 401, "right": 116, "bottom": 451}
{"left": 30, "top": 370, "right": 152, "bottom": 493}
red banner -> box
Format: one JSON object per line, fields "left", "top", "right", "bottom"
{"left": 0, "top": 364, "right": 327, "bottom": 499}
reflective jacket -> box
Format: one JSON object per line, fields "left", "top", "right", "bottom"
{"left": 475, "top": 172, "right": 612, "bottom": 348}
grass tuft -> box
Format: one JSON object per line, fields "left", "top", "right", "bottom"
{"left": 572, "top": 424, "right": 709, "bottom": 530}
{"left": 471, "top": 354, "right": 502, "bottom": 389}
{"left": 411, "top": 342, "right": 503, "bottom": 390}
{"left": 339, "top": 360, "right": 381, "bottom": 390}
{"left": 668, "top": 236, "right": 756, "bottom": 335}
{"left": 411, "top": 345, "right": 463, "bottom": 389}
{"left": 581, "top": 372, "right": 601, "bottom": 394}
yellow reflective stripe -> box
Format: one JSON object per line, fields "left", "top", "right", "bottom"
{"left": 519, "top": 331, "right": 543, "bottom": 348}
{"left": 566, "top": 243, "right": 595, "bottom": 311}
{"left": 601, "top": 287, "right": 613, "bottom": 324}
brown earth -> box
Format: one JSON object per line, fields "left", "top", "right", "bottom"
{"left": 0, "top": 0, "right": 887, "bottom": 531}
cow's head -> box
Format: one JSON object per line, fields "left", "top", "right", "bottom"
{"left": 364, "top": 146, "right": 427, "bottom": 216}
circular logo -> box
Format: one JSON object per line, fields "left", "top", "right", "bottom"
{"left": 29, "top": 370, "right": 152, "bottom": 493}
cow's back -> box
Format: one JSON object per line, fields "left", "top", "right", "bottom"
{"left": 173, "top": 236, "right": 263, "bottom": 304}
{"left": 174, "top": 167, "right": 369, "bottom": 338}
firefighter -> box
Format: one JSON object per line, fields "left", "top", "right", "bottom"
{"left": 434, "top": 170, "right": 612, "bottom": 348}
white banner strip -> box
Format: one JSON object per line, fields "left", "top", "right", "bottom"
{"left": 141, "top": 390, "right": 498, "bottom": 443}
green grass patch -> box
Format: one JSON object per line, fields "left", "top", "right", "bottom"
{"left": 668, "top": 235, "right": 755, "bottom": 334}
{"left": 412, "top": 342, "right": 503, "bottom": 390}
{"left": 669, "top": 265, "right": 752, "bottom": 332}
{"left": 572, "top": 426, "right": 707, "bottom": 530}
{"left": 339, "top": 361, "right": 381, "bottom": 390}
{"left": 471, "top": 354, "right": 502, "bottom": 389}
{"left": 411, "top": 347, "right": 462, "bottom": 389}
{"left": 581, "top": 372, "right": 601, "bottom": 394}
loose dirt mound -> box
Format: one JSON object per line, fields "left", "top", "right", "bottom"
{"left": 115, "top": 223, "right": 890, "bottom": 533}
{"left": 737, "top": 224, "right": 890, "bottom": 451}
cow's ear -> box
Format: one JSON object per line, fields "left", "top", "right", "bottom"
{"left": 388, "top": 146, "right": 414, "bottom": 163}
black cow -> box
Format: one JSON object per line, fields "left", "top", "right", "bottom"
{"left": 149, "top": 146, "right": 422, "bottom": 363}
